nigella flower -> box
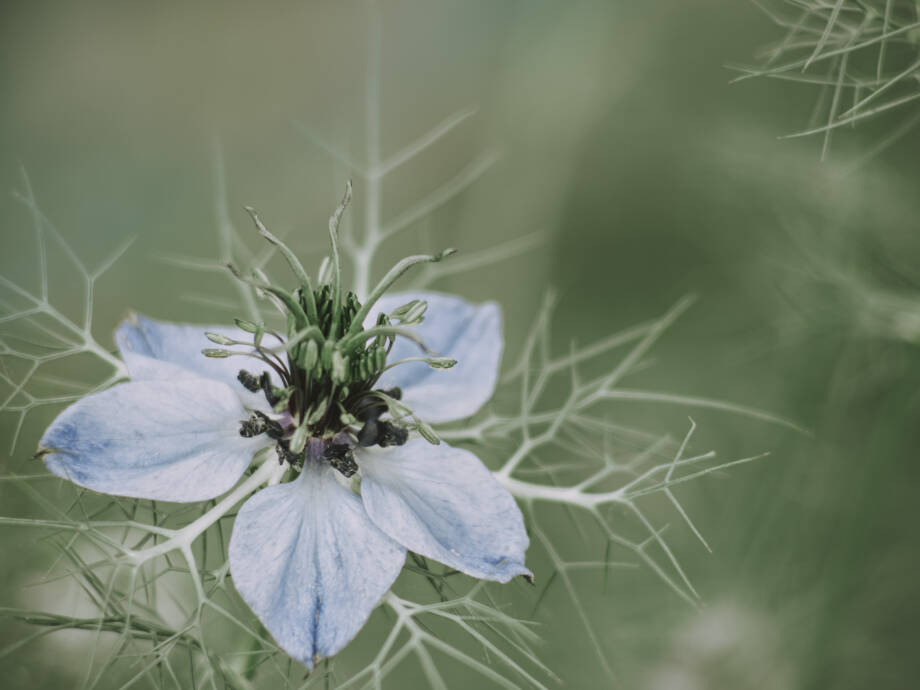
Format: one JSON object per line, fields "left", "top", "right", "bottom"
{"left": 34, "top": 190, "right": 530, "bottom": 668}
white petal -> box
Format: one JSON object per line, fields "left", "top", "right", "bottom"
{"left": 39, "top": 379, "right": 265, "bottom": 502}
{"left": 229, "top": 461, "right": 406, "bottom": 667}
{"left": 359, "top": 439, "right": 530, "bottom": 582}
{"left": 115, "top": 313, "right": 281, "bottom": 409}
{"left": 366, "top": 291, "right": 502, "bottom": 423}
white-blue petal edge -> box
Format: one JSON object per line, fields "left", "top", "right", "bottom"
{"left": 366, "top": 291, "right": 502, "bottom": 424}
{"left": 40, "top": 379, "right": 265, "bottom": 502}
{"left": 229, "top": 461, "right": 406, "bottom": 668}
{"left": 115, "top": 313, "right": 280, "bottom": 410}
{"left": 359, "top": 439, "right": 531, "bottom": 583}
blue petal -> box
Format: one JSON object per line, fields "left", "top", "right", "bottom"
{"left": 366, "top": 291, "right": 502, "bottom": 423}
{"left": 359, "top": 439, "right": 531, "bottom": 582}
{"left": 115, "top": 313, "right": 280, "bottom": 409}
{"left": 40, "top": 379, "right": 265, "bottom": 502}
{"left": 228, "top": 461, "right": 406, "bottom": 668}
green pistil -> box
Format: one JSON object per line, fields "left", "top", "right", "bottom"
{"left": 327, "top": 180, "right": 351, "bottom": 340}
{"left": 244, "top": 206, "right": 319, "bottom": 325}
{"left": 346, "top": 249, "right": 456, "bottom": 338}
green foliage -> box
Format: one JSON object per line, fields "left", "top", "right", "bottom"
{"left": 736, "top": 0, "right": 920, "bottom": 159}
{"left": 0, "top": 5, "right": 804, "bottom": 688}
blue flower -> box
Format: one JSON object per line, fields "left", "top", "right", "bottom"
{"left": 37, "top": 290, "right": 530, "bottom": 667}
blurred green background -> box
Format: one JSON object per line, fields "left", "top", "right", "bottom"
{"left": 2, "top": 0, "right": 919, "bottom": 688}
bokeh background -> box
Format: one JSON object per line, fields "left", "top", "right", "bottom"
{"left": 2, "top": 0, "right": 919, "bottom": 688}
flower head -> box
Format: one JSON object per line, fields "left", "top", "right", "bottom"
{"left": 36, "top": 189, "right": 530, "bottom": 667}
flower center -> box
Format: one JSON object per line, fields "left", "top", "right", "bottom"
{"left": 233, "top": 287, "right": 413, "bottom": 475}
{"left": 200, "top": 183, "right": 454, "bottom": 476}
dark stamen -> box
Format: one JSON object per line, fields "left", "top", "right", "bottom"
{"left": 239, "top": 416, "right": 265, "bottom": 438}
{"left": 275, "top": 440, "right": 302, "bottom": 466}
{"left": 230, "top": 259, "right": 430, "bottom": 476}
{"left": 259, "top": 372, "right": 279, "bottom": 406}
{"left": 237, "top": 369, "right": 262, "bottom": 393}
{"left": 377, "top": 421, "right": 408, "bottom": 447}
{"left": 356, "top": 418, "right": 380, "bottom": 447}
{"left": 357, "top": 418, "right": 408, "bottom": 448}
{"left": 239, "top": 410, "right": 284, "bottom": 439}
{"left": 324, "top": 443, "right": 358, "bottom": 477}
